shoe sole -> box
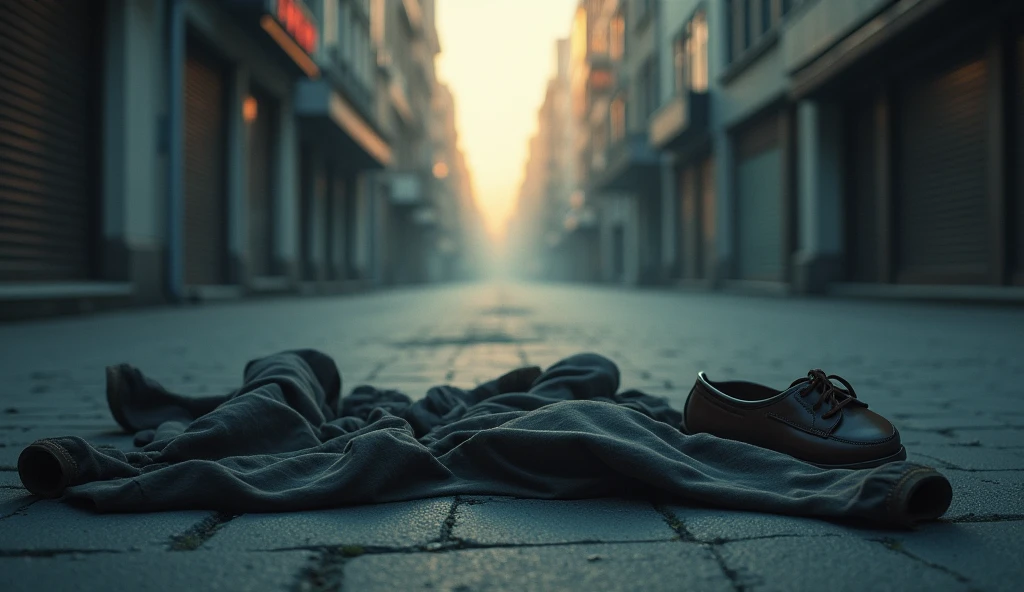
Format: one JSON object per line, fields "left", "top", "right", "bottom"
{"left": 679, "top": 416, "right": 908, "bottom": 470}
{"left": 105, "top": 365, "right": 137, "bottom": 434}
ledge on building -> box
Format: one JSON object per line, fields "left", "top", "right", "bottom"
{"left": 828, "top": 283, "right": 1024, "bottom": 306}
{"left": 0, "top": 282, "right": 135, "bottom": 321}
{"left": 671, "top": 278, "right": 715, "bottom": 292}
{"left": 719, "top": 29, "right": 780, "bottom": 85}
{"left": 721, "top": 279, "right": 792, "bottom": 297}
{"left": 298, "top": 280, "right": 375, "bottom": 297}
{"left": 249, "top": 276, "right": 294, "bottom": 294}
{"left": 185, "top": 285, "right": 245, "bottom": 303}
{"left": 649, "top": 91, "right": 710, "bottom": 152}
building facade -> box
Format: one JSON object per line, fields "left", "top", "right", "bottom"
{"left": 0, "top": 0, "right": 472, "bottom": 319}
{"left": 523, "top": 0, "right": 1024, "bottom": 302}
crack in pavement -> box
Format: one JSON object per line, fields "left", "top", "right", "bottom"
{"left": 0, "top": 498, "right": 38, "bottom": 521}
{"left": 912, "top": 452, "right": 1024, "bottom": 472}
{"left": 703, "top": 533, "right": 844, "bottom": 545}
{"left": 167, "top": 512, "right": 237, "bottom": 551}
{"left": 653, "top": 503, "right": 749, "bottom": 592}
{"left": 292, "top": 496, "right": 466, "bottom": 592}
{"left": 271, "top": 536, "right": 687, "bottom": 556}
{"left": 944, "top": 513, "right": 1024, "bottom": 523}
{"left": 0, "top": 548, "right": 122, "bottom": 558}
{"left": 874, "top": 537, "right": 974, "bottom": 585}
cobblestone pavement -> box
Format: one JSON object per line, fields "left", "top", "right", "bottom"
{"left": 1, "top": 281, "right": 1022, "bottom": 591}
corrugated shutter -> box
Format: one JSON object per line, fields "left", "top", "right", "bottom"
{"left": 679, "top": 165, "right": 700, "bottom": 278}
{"left": 300, "top": 153, "right": 326, "bottom": 282}
{"left": 699, "top": 157, "right": 715, "bottom": 279}
{"left": 735, "top": 116, "right": 783, "bottom": 281}
{"left": 846, "top": 99, "right": 879, "bottom": 282}
{"left": 897, "top": 54, "right": 989, "bottom": 283}
{"left": 1017, "top": 36, "right": 1024, "bottom": 280}
{"left": 0, "top": 0, "right": 98, "bottom": 281}
{"left": 247, "top": 88, "right": 276, "bottom": 278}
{"left": 184, "top": 52, "right": 228, "bottom": 285}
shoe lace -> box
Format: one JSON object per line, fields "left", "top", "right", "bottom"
{"left": 789, "top": 369, "right": 864, "bottom": 419}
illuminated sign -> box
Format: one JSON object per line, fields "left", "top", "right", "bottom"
{"left": 273, "top": 0, "right": 317, "bottom": 55}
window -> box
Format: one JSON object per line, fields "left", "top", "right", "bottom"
{"left": 610, "top": 95, "right": 626, "bottom": 143}
{"left": 728, "top": 0, "right": 797, "bottom": 65}
{"left": 729, "top": 0, "right": 749, "bottom": 63}
{"left": 689, "top": 9, "right": 709, "bottom": 92}
{"left": 760, "top": 0, "right": 773, "bottom": 36}
{"left": 610, "top": 13, "right": 625, "bottom": 60}
{"left": 635, "top": 0, "right": 655, "bottom": 28}
{"left": 637, "top": 58, "right": 659, "bottom": 121}
{"left": 592, "top": 125, "right": 607, "bottom": 171}
{"left": 323, "top": 0, "right": 339, "bottom": 48}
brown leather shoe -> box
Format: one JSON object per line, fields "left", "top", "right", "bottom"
{"left": 681, "top": 369, "right": 906, "bottom": 469}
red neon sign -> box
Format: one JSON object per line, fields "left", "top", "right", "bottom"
{"left": 275, "top": 0, "right": 318, "bottom": 55}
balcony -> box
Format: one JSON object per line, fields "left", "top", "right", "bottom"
{"left": 401, "top": 0, "right": 423, "bottom": 34}
{"left": 648, "top": 90, "right": 710, "bottom": 152}
{"left": 388, "top": 69, "right": 415, "bottom": 126}
{"left": 295, "top": 78, "right": 392, "bottom": 169}
{"left": 587, "top": 133, "right": 661, "bottom": 194}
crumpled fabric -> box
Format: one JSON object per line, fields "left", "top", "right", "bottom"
{"left": 18, "top": 350, "right": 952, "bottom": 527}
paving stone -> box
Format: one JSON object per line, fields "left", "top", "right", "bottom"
{"left": 205, "top": 498, "right": 453, "bottom": 551}
{"left": 0, "top": 282, "right": 1023, "bottom": 589}
{"left": 911, "top": 445, "right": 1024, "bottom": 471}
{"left": 899, "top": 430, "right": 965, "bottom": 446}
{"left": 894, "top": 521, "right": 1024, "bottom": 592}
{"left": 716, "top": 534, "right": 969, "bottom": 592}
{"left": 342, "top": 542, "right": 731, "bottom": 592}
{"left": 945, "top": 428, "right": 1024, "bottom": 448}
{"left": 0, "top": 469, "right": 24, "bottom": 487}
{"left": 667, "top": 505, "right": 861, "bottom": 542}
{"left": 899, "top": 415, "right": 1013, "bottom": 431}
{"left": 0, "top": 500, "right": 212, "bottom": 551}
{"left": 0, "top": 486, "right": 33, "bottom": 516}
{"left": 453, "top": 498, "right": 676, "bottom": 545}
{"left": 942, "top": 470, "right": 1024, "bottom": 520}
{"left": 0, "top": 551, "right": 315, "bottom": 592}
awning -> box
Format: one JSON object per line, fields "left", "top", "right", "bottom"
{"left": 296, "top": 79, "right": 393, "bottom": 169}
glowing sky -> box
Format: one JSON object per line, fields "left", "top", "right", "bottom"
{"left": 435, "top": 0, "right": 579, "bottom": 238}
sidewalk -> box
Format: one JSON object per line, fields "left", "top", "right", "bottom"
{"left": 1, "top": 282, "right": 1022, "bottom": 591}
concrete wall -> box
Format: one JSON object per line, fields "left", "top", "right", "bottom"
{"left": 783, "top": 0, "right": 892, "bottom": 73}
{"left": 102, "top": 0, "right": 168, "bottom": 301}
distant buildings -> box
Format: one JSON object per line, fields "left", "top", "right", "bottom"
{"left": 512, "top": 0, "right": 1024, "bottom": 302}
{"left": 0, "top": 0, "right": 482, "bottom": 319}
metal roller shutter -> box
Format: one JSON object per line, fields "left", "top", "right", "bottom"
{"left": 897, "top": 54, "right": 989, "bottom": 283}
{"left": 699, "top": 157, "right": 715, "bottom": 279}
{"left": 184, "top": 51, "right": 228, "bottom": 285}
{"left": 0, "top": 0, "right": 98, "bottom": 281}
{"left": 735, "top": 116, "right": 783, "bottom": 281}
{"left": 247, "top": 87, "right": 276, "bottom": 278}
{"left": 846, "top": 99, "right": 880, "bottom": 282}
{"left": 679, "top": 165, "right": 699, "bottom": 279}
{"left": 300, "top": 153, "right": 327, "bottom": 282}
{"left": 1017, "top": 36, "right": 1024, "bottom": 281}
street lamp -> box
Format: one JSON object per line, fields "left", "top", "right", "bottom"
{"left": 432, "top": 161, "right": 449, "bottom": 179}
{"left": 243, "top": 96, "right": 258, "bottom": 123}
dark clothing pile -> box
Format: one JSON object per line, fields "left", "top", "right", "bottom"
{"left": 18, "top": 350, "right": 952, "bottom": 527}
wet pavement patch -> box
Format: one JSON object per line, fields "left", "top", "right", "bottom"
{"left": 481, "top": 306, "right": 533, "bottom": 317}
{"left": 393, "top": 333, "right": 542, "bottom": 348}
